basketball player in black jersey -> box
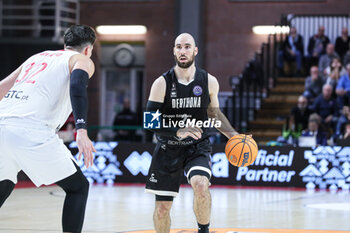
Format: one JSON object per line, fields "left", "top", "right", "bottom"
{"left": 145, "top": 33, "right": 242, "bottom": 233}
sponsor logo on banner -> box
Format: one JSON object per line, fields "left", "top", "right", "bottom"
{"left": 299, "top": 146, "right": 350, "bottom": 190}
{"left": 69, "top": 141, "right": 122, "bottom": 184}
{"left": 124, "top": 151, "right": 152, "bottom": 176}
{"left": 211, "top": 153, "right": 229, "bottom": 178}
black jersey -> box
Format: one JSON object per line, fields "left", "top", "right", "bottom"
{"left": 157, "top": 67, "right": 211, "bottom": 146}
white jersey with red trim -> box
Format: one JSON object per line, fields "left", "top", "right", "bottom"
{"left": 0, "top": 50, "right": 79, "bottom": 130}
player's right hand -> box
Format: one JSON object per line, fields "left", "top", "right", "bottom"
{"left": 76, "top": 129, "right": 96, "bottom": 168}
{"left": 176, "top": 127, "right": 203, "bottom": 140}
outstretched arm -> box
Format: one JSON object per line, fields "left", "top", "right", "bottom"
{"left": 207, "top": 74, "right": 239, "bottom": 139}
{"left": 69, "top": 55, "right": 96, "bottom": 168}
{"left": 0, "top": 66, "right": 22, "bottom": 101}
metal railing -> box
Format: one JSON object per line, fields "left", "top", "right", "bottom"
{"left": 229, "top": 34, "right": 279, "bottom": 132}
{"left": 0, "top": 0, "right": 79, "bottom": 42}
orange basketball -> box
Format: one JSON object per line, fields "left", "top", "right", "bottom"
{"left": 225, "top": 134, "right": 258, "bottom": 167}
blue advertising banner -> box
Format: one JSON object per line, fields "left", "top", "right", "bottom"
{"left": 67, "top": 142, "right": 350, "bottom": 191}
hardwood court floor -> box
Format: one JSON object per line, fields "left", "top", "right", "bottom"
{"left": 0, "top": 185, "right": 349, "bottom": 233}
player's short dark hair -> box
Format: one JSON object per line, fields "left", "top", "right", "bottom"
{"left": 64, "top": 25, "right": 96, "bottom": 51}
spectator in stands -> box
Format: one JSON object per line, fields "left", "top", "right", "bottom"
{"left": 318, "top": 43, "right": 339, "bottom": 76}
{"left": 282, "top": 95, "right": 312, "bottom": 144}
{"left": 335, "top": 27, "right": 350, "bottom": 62}
{"left": 336, "top": 63, "right": 350, "bottom": 106}
{"left": 303, "top": 66, "right": 325, "bottom": 102}
{"left": 344, "top": 48, "right": 350, "bottom": 67}
{"left": 342, "top": 121, "right": 350, "bottom": 139}
{"left": 310, "top": 84, "right": 338, "bottom": 130}
{"left": 289, "top": 95, "right": 312, "bottom": 133}
{"left": 335, "top": 100, "right": 350, "bottom": 139}
{"left": 278, "top": 27, "right": 304, "bottom": 76}
{"left": 324, "top": 57, "right": 347, "bottom": 94}
{"left": 307, "top": 26, "right": 330, "bottom": 67}
{"left": 113, "top": 98, "right": 137, "bottom": 141}
{"left": 300, "top": 113, "right": 328, "bottom": 146}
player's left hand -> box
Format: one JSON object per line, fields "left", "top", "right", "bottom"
{"left": 76, "top": 129, "right": 96, "bottom": 168}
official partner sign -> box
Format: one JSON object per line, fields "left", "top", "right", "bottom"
{"left": 67, "top": 143, "right": 350, "bottom": 190}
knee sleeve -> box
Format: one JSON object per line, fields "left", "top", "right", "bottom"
{"left": 155, "top": 195, "right": 174, "bottom": 201}
{"left": 188, "top": 170, "right": 211, "bottom": 181}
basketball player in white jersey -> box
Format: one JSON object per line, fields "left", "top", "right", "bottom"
{"left": 0, "top": 25, "right": 96, "bottom": 233}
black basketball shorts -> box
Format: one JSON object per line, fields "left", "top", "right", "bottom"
{"left": 145, "top": 138, "right": 212, "bottom": 198}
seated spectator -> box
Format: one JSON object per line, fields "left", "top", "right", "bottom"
{"left": 335, "top": 102, "right": 350, "bottom": 139}
{"left": 303, "top": 66, "right": 325, "bottom": 102}
{"left": 324, "top": 57, "right": 347, "bottom": 94}
{"left": 310, "top": 84, "right": 338, "bottom": 130}
{"left": 335, "top": 63, "right": 350, "bottom": 106}
{"left": 289, "top": 95, "right": 312, "bottom": 132}
{"left": 278, "top": 27, "right": 304, "bottom": 76}
{"left": 318, "top": 43, "right": 339, "bottom": 76}
{"left": 283, "top": 95, "right": 312, "bottom": 144}
{"left": 300, "top": 113, "right": 328, "bottom": 146}
{"left": 335, "top": 27, "right": 350, "bottom": 62}
{"left": 307, "top": 26, "right": 330, "bottom": 67}
{"left": 342, "top": 121, "right": 350, "bottom": 139}
{"left": 334, "top": 121, "right": 350, "bottom": 146}
{"left": 113, "top": 98, "right": 137, "bottom": 141}
{"left": 344, "top": 49, "right": 350, "bottom": 67}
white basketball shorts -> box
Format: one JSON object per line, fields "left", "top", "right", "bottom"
{"left": 0, "top": 120, "right": 77, "bottom": 187}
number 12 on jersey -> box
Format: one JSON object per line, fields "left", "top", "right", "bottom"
{"left": 16, "top": 62, "right": 48, "bottom": 84}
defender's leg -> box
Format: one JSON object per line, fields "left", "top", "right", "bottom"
{"left": 0, "top": 180, "right": 15, "bottom": 207}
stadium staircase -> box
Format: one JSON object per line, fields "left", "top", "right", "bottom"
{"left": 248, "top": 76, "right": 305, "bottom": 145}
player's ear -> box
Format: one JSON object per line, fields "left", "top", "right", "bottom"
{"left": 173, "top": 46, "right": 176, "bottom": 56}
{"left": 83, "top": 46, "right": 90, "bottom": 56}
{"left": 194, "top": 47, "right": 198, "bottom": 56}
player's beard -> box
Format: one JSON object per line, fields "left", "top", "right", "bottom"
{"left": 175, "top": 53, "right": 195, "bottom": 68}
